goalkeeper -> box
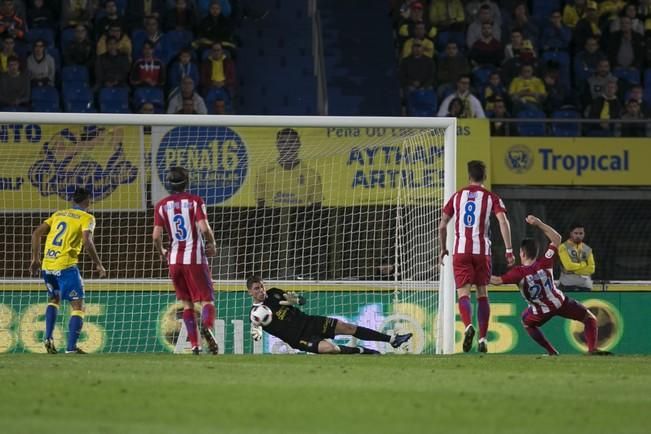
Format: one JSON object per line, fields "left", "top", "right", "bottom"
{"left": 246, "top": 275, "right": 412, "bottom": 354}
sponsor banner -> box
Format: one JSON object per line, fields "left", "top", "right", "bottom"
{"left": 492, "top": 137, "right": 650, "bottom": 186}
{"left": 0, "top": 289, "right": 647, "bottom": 354}
{"left": 151, "top": 123, "right": 485, "bottom": 207}
{"left": 0, "top": 124, "right": 145, "bottom": 210}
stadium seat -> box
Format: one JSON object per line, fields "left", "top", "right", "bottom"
{"left": 31, "top": 86, "right": 60, "bottom": 112}
{"left": 132, "top": 87, "right": 165, "bottom": 112}
{"left": 162, "top": 30, "right": 194, "bottom": 64}
{"left": 60, "top": 28, "right": 76, "bottom": 52}
{"left": 644, "top": 68, "right": 651, "bottom": 104}
{"left": 61, "top": 65, "right": 89, "bottom": 85}
{"left": 63, "top": 86, "right": 95, "bottom": 113}
{"left": 613, "top": 67, "right": 641, "bottom": 85}
{"left": 516, "top": 108, "right": 547, "bottom": 136}
{"left": 472, "top": 65, "right": 494, "bottom": 87}
{"left": 26, "top": 28, "right": 55, "bottom": 47}
{"left": 99, "top": 87, "right": 130, "bottom": 113}
{"left": 551, "top": 109, "right": 581, "bottom": 136}
{"left": 407, "top": 89, "right": 437, "bottom": 116}
{"left": 532, "top": 0, "right": 561, "bottom": 26}
{"left": 573, "top": 58, "right": 594, "bottom": 87}
{"left": 204, "top": 87, "right": 232, "bottom": 114}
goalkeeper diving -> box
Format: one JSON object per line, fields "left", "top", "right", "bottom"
{"left": 246, "top": 275, "right": 412, "bottom": 354}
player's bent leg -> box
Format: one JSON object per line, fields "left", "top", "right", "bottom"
{"left": 521, "top": 309, "right": 558, "bottom": 355}
{"left": 341, "top": 321, "right": 391, "bottom": 344}
{"left": 44, "top": 296, "right": 60, "bottom": 354}
{"left": 476, "top": 285, "right": 490, "bottom": 353}
{"left": 66, "top": 299, "right": 85, "bottom": 354}
{"left": 557, "top": 299, "right": 603, "bottom": 354}
{"left": 199, "top": 301, "right": 219, "bottom": 355}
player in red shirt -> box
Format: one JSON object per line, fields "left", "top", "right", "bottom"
{"left": 490, "top": 215, "right": 611, "bottom": 355}
{"left": 439, "top": 160, "right": 514, "bottom": 353}
{"left": 152, "top": 166, "right": 219, "bottom": 355}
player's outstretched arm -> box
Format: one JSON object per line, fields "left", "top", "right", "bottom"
{"left": 525, "top": 215, "right": 562, "bottom": 247}
{"left": 152, "top": 225, "right": 168, "bottom": 262}
{"left": 30, "top": 223, "right": 50, "bottom": 276}
{"left": 438, "top": 212, "right": 451, "bottom": 264}
{"left": 496, "top": 212, "right": 515, "bottom": 266}
{"left": 82, "top": 230, "right": 107, "bottom": 277}
{"left": 279, "top": 291, "right": 306, "bottom": 306}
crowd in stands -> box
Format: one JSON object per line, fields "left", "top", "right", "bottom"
{"left": 393, "top": 0, "right": 651, "bottom": 136}
{"left": 0, "top": 0, "right": 239, "bottom": 114}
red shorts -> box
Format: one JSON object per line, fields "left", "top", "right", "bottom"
{"left": 169, "top": 263, "right": 214, "bottom": 302}
{"left": 521, "top": 298, "right": 588, "bottom": 327}
{"left": 452, "top": 253, "right": 491, "bottom": 289}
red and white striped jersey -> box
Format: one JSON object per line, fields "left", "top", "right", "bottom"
{"left": 154, "top": 192, "right": 209, "bottom": 265}
{"left": 500, "top": 244, "right": 566, "bottom": 314}
{"left": 442, "top": 185, "right": 506, "bottom": 255}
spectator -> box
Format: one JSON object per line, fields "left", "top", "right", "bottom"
{"left": 501, "top": 39, "right": 538, "bottom": 85}
{"left": 587, "top": 79, "right": 621, "bottom": 134}
{"left": 126, "top": 0, "right": 165, "bottom": 31}
{"left": 542, "top": 66, "right": 569, "bottom": 113}
{"left": 620, "top": 98, "right": 647, "bottom": 137}
{"left": 398, "top": 2, "right": 436, "bottom": 43}
{"left": 541, "top": 10, "right": 572, "bottom": 52}
{"left": 437, "top": 74, "right": 485, "bottom": 118}
{"left": 167, "top": 76, "right": 207, "bottom": 114}
{"left": 508, "top": 63, "right": 547, "bottom": 112}
{"left": 467, "top": 4, "right": 501, "bottom": 48}
{"left": 436, "top": 41, "right": 470, "bottom": 95}
{"left": 599, "top": 0, "right": 627, "bottom": 26}
{"left": 610, "top": 3, "right": 644, "bottom": 34}
{"left": 135, "top": 15, "right": 164, "bottom": 59}
{"left": 607, "top": 16, "right": 644, "bottom": 69}
{"left": 558, "top": 223, "right": 595, "bottom": 292}
{"left": 465, "top": 0, "right": 502, "bottom": 28}
{"left": 574, "top": 37, "right": 607, "bottom": 83}
{"left": 26, "top": 38, "right": 54, "bottom": 86}
{"left": 130, "top": 40, "right": 165, "bottom": 88}
{"left": 196, "top": 0, "right": 232, "bottom": 18}
{"left": 428, "top": 0, "right": 465, "bottom": 32}
{"left": 177, "top": 97, "right": 198, "bottom": 113}
{"left": 400, "top": 42, "right": 433, "bottom": 92}
{"left": 95, "top": 0, "right": 125, "bottom": 40}
{"left": 27, "top": 0, "right": 54, "bottom": 29}
{"left": 200, "top": 41, "right": 236, "bottom": 97}
{"left": 163, "top": 0, "right": 197, "bottom": 32}
{"left": 196, "top": 1, "right": 235, "bottom": 50}
{"left": 0, "top": 34, "right": 19, "bottom": 72}
{"left": 95, "top": 36, "right": 131, "bottom": 89}
{"left": 627, "top": 85, "right": 650, "bottom": 113}
{"left": 63, "top": 24, "right": 94, "bottom": 69}
{"left": 167, "top": 47, "right": 199, "bottom": 92}
{"left": 583, "top": 59, "right": 616, "bottom": 106}
{"left": 488, "top": 96, "right": 510, "bottom": 136}
{"left": 504, "top": 28, "right": 526, "bottom": 61}
{"left": 574, "top": 1, "right": 602, "bottom": 51}
{"left": 445, "top": 97, "right": 465, "bottom": 117}
{"left": 510, "top": 3, "right": 539, "bottom": 43}
{"left": 482, "top": 71, "right": 506, "bottom": 111}
{"left": 638, "top": 0, "right": 651, "bottom": 22}
{"left": 563, "top": 0, "right": 588, "bottom": 28}
{"left": 139, "top": 101, "right": 155, "bottom": 113}
{"left": 212, "top": 98, "right": 227, "bottom": 114}
{"left": 97, "top": 23, "right": 133, "bottom": 62}
{"left": 0, "top": 0, "right": 26, "bottom": 40}
{"left": 60, "top": 0, "right": 97, "bottom": 29}
{"left": 469, "top": 21, "right": 503, "bottom": 67}
{"left": 0, "top": 55, "right": 29, "bottom": 109}
{"left": 401, "top": 21, "right": 434, "bottom": 59}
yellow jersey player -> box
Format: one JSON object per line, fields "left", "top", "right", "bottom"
{"left": 30, "top": 187, "right": 107, "bottom": 354}
{"left": 254, "top": 128, "right": 323, "bottom": 207}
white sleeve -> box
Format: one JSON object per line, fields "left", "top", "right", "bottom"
{"left": 437, "top": 94, "right": 452, "bottom": 117}
{"left": 471, "top": 96, "right": 486, "bottom": 118}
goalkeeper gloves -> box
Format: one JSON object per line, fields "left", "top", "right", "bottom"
{"left": 505, "top": 248, "right": 515, "bottom": 266}
{"left": 279, "top": 291, "right": 305, "bottom": 306}
{"left": 251, "top": 325, "right": 263, "bottom": 342}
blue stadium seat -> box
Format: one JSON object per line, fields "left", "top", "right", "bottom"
{"left": 132, "top": 87, "right": 165, "bottom": 112}
{"left": 61, "top": 28, "right": 76, "bottom": 52}
{"left": 205, "top": 87, "right": 232, "bottom": 113}
{"left": 407, "top": 89, "right": 437, "bottom": 116}
{"left": 31, "top": 86, "right": 60, "bottom": 112}
{"left": 551, "top": 109, "right": 581, "bottom": 136}
{"left": 644, "top": 68, "right": 651, "bottom": 104}
{"left": 516, "top": 108, "right": 547, "bottom": 136}
{"left": 162, "top": 30, "right": 193, "bottom": 64}
{"left": 573, "top": 57, "right": 594, "bottom": 86}
{"left": 99, "top": 87, "right": 130, "bottom": 113}
{"left": 26, "top": 28, "right": 55, "bottom": 47}
{"left": 542, "top": 51, "right": 570, "bottom": 88}
{"left": 472, "top": 65, "right": 495, "bottom": 87}
{"left": 613, "top": 67, "right": 641, "bottom": 85}
{"left": 61, "top": 65, "right": 89, "bottom": 84}
{"left": 435, "top": 31, "right": 466, "bottom": 53}
{"left": 532, "top": 0, "right": 561, "bottom": 26}
{"left": 63, "top": 86, "right": 95, "bottom": 112}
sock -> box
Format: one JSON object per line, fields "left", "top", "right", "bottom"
{"left": 201, "top": 304, "right": 216, "bottom": 331}
{"left": 457, "top": 295, "right": 472, "bottom": 327}
{"left": 337, "top": 345, "right": 361, "bottom": 354}
{"left": 477, "top": 296, "right": 490, "bottom": 339}
{"left": 583, "top": 315, "right": 597, "bottom": 352}
{"left": 44, "top": 303, "right": 58, "bottom": 340}
{"left": 67, "top": 310, "right": 84, "bottom": 351}
{"left": 182, "top": 308, "right": 199, "bottom": 348}
{"left": 353, "top": 326, "right": 391, "bottom": 342}
{"left": 525, "top": 326, "right": 558, "bottom": 355}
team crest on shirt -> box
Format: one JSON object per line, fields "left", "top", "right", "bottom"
{"left": 545, "top": 248, "right": 555, "bottom": 259}
{"left": 505, "top": 145, "right": 534, "bottom": 174}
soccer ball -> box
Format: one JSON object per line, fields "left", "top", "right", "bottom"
{"left": 250, "top": 305, "right": 273, "bottom": 326}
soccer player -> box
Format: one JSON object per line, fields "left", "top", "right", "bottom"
{"left": 438, "top": 160, "right": 514, "bottom": 353}
{"left": 246, "top": 275, "right": 413, "bottom": 354}
{"left": 490, "top": 215, "right": 611, "bottom": 356}
{"left": 29, "top": 187, "right": 107, "bottom": 354}
{"left": 152, "top": 166, "right": 220, "bottom": 355}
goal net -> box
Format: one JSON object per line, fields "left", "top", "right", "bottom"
{"left": 0, "top": 114, "right": 456, "bottom": 355}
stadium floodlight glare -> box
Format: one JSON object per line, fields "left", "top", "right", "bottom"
{"left": 0, "top": 113, "right": 456, "bottom": 355}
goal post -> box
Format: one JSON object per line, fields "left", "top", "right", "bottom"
{"left": 0, "top": 113, "right": 457, "bottom": 355}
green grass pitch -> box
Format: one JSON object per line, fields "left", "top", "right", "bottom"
{"left": 1, "top": 354, "right": 649, "bottom": 434}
